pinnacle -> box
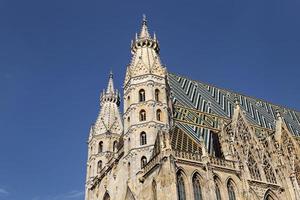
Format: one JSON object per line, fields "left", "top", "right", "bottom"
{"left": 106, "top": 71, "right": 115, "bottom": 94}
{"left": 139, "top": 14, "right": 151, "bottom": 39}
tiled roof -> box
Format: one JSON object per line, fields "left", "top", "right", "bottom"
{"left": 168, "top": 73, "right": 300, "bottom": 139}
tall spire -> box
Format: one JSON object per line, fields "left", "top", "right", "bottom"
{"left": 106, "top": 70, "right": 114, "bottom": 94}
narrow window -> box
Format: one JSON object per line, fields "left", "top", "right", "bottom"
{"left": 98, "top": 141, "right": 103, "bottom": 153}
{"left": 140, "top": 132, "right": 147, "bottom": 145}
{"left": 139, "top": 89, "right": 146, "bottom": 102}
{"left": 113, "top": 141, "right": 118, "bottom": 152}
{"left": 155, "top": 89, "right": 160, "bottom": 101}
{"left": 97, "top": 160, "right": 102, "bottom": 173}
{"left": 177, "top": 171, "right": 186, "bottom": 200}
{"left": 140, "top": 110, "right": 146, "bottom": 121}
{"left": 156, "top": 109, "right": 162, "bottom": 121}
{"left": 215, "top": 183, "right": 221, "bottom": 200}
{"left": 227, "top": 181, "right": 236, "bottom": 200}
{"left": 141, "top": 156, "right": 147, "bottom": 168}
{"left": 193, "top": 174, "right": 203, "bottom": 200}
{"left": 127, "top": 96, "right": 130, "bottom": 104}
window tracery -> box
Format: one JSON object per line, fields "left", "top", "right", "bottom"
{"left": 227, "top": 180, "right": 236, "bottom": 200}
{"left": 177, "top": 171, "right": 186, "bottom": 200}
{"left": 248, "top": 152, "right": 262, "bottom": 181}
{"left": 192, "top": 174, "right": 203, "bottom": 200}
{"left": 263, "top": 156, "right": 277, "bottom": 184}
{"left": 215, "top": 183, "right": 221, "bottom": 200}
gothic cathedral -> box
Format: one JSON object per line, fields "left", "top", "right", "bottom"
{"left": 85, "top": 17, "right": 300, "bottom": 200}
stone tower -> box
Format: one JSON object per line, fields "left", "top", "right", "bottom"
{"left": 123, "top": 15, "right": 170, "bottom": 179}
{"left": 85, "top": 72, "right": 123, "bottom": 200}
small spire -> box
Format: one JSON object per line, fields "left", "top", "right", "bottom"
{"left": 106, "top": 70, "right": 115, "bottom": 94}
{"left": 139, "top": 14, "right": 151, "bottom": 39}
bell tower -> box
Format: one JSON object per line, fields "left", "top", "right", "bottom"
{"left": 123, "top": 16, "right": 171, "bottom": 175}
{"left": 85, "top": 72, "right": 123, "bottom": 200}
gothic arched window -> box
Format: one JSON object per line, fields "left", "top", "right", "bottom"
{"left": 227, "top": 181, "right": 236, "bottom": 200}
{"left": 139, "top": 89, "right": 146, "bottom": 102}
{"left": 113, "top": 141, "right": 118, "bottom": 152}
{"left": 248, "top": 152, "right": 261, "bottom": 181}
{"left": 263, "top": 156, "right": 277, "bottom": 184}
{"left": 139, "top": 110, "right": 146, "bottom": 121}
{"left": 155, "top": 89, "right": 160, "bottom": 101}
{"left": 214, "top": 177, "right": 222, "bottom": 200}
{"left": 177, "top": 171, "right": 186, "bottom": 200}
{"left": 97, "top": 160, "right": 102, "bottom": 173}
{"left": 98, "top": 141, "right": 103, "bottom": 153}
{"left": 192, "top": 174, "right": 203, "bottom": 200}
{"left": 156, "top": 109, "right": 162, "bottom": 121}
{"left": 140, "top": 132, "right": 147, "bottom": 145}
{"left": 141, "top": 156, "right": 147, "bottom": 168}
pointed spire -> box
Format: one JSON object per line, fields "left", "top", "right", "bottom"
{"left": 106, "top": 70, "right": 115, "bottom": 94}
{"left": 139, "top": 14, "right": 151, "bottom": 39}
{"left": 131, "top": 15, "right": 160, "bottom": 54}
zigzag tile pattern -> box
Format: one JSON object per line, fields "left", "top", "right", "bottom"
{"left": 168, "top": 73, "right": 300, "bottom": 144}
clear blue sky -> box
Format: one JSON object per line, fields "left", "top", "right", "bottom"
{"left": 0, "top": 0, "right": 299, "bottom": 200}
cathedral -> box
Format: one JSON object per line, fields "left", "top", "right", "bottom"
{"left": 85, "top": 17, "right": 300, "bottom": 200}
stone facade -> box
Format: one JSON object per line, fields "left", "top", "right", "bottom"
{"left": 85, "top": 17, "right": 300, "bottom": 200}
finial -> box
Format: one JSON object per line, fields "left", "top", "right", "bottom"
{"left": 276, "top": 108, "right": 281, "bottom": 119}
{"left": 142, "top": 14, "right": 147, "bottom": 24}
{"left": 234, "top": 96, "right": 240, "bottom": 106}
{"left": 109, "top": 70, "right": 113, "bottom": 78}
{"left": 153, "top": 32, "right": 157, "bottom": 40}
